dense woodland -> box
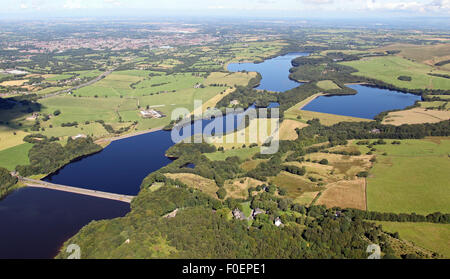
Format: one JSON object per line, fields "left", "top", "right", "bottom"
{"left": 57, "top": 183, "right": 417, "bottom": 259}
{"left": 16, "top": 136, "right": 102, "bottom": 177}
{"left": 0, "top": 167, "right": 18, "bottom": 199}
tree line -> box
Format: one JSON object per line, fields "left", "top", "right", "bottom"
{"left": 16, "top": 137, "right": 102, "bottom": 177}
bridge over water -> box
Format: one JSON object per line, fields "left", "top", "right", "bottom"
{"left": 18, "top": 177, "right": 135, "bottom": 203}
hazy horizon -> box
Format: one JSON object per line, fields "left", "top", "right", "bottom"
{"left": 1, "top": 0, "right": 449, "bottom": 20}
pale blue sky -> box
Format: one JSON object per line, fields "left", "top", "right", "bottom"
{"left": 1, "top": 0, "right": 449, "bottom": 18}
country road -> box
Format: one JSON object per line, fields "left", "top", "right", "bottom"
{"left": 40, "top": 68, "right": 115, "bottom": 99}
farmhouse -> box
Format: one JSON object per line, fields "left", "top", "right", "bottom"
{"left": 232, "top": 209, "right": 246, "bottom": 220}
{"left": 274, "top": 217, "right": 283, "bottom": 227}
{"left": 140, "top": 109, "right": 163, "bottom": 119}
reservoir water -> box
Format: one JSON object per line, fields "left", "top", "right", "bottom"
{"left": 44, "top": 130, "right": 174, "bottom": 195}
{"left": 0, "top": 108, "right": 258, "bottom": 258}
{"left": 0, "top": 187, "right": 129, "bottom": 258}
{"left": 302, "top": 84, "right": 422, "bottom": 119}
{"left": 0, "top": 52, "right": 422, "bottom": 258}
{"left": 227, "top": 52, "right": 307, "bottom": 92}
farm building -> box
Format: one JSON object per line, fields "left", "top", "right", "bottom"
{"left": 232, "top": 209, "right": 246, "bottom": 220}
{"left": 140, "top": 109, "right": 163, "bottom": 119}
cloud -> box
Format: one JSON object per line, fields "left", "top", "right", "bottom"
{"left": 364, "top": 0, "right": 450, "bottom": 13}
{"left": 6, "top": 0, "right": 450, "bottom": 16}
{"left": 63, "top": 0, "right": 85, "bottom": 9}
{"left": 302, "top": 0, "right": 334, "bottom": 4}
{"left": 428, "top": 0, "right": 450, "bottom": 11}
{"left": 104, "top": 0, "right": 121, "bottom": 6}
{"left": 18, "top": 0, "right": 45, "bottom": 10}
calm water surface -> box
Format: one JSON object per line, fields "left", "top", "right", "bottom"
{"left": 227, "top": 52, "right": 307, "bottom": 92}
{"left": 302, "top": 84, "right": 422, "bottom": 119}
{"left": 0, "top": 187, "right": 129, "bottom": 259}
{"left": 45, "top": 130, "right": 173, "bottom": 195}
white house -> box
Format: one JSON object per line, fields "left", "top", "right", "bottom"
{"left": 274, "top": 217, "right": 283, "bottom": 227}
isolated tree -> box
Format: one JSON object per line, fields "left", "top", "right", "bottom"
{"left": 216, "top": 188, "right": 227, "bottom": 200}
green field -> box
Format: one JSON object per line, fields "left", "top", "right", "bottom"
{"left": 286, "top": 109, "right": 372, "bottom": 125}
{"left": 0, "top": 68, "right": 248, "bottom": 147}
{"left": 74, "top": 71, "right": 202, "bottom": 97}
{"left": 41, "top": 122, "right": 110, "bottom": 139}
{"left": 377, "top": 221, "right": 450, "bottom": 258}
{"left": 367, "top": 139, "right": 450, "bottom": 214}
{"left": 0, "top": 127, "right": 29, "bottom": 151}
{"left": 39, "top": 96, "right": 122, "bottom": 124}
{"left": 204, "top": 147, "right": 259, "bottom": 161}
{"left": 74, "top": 70, "right": 151, "bottom": 97}
{"left": 226, "top": 41, "right": 287, "bottom": 64}
{"left": 341, "top": 56, "right": 450, "bottom": 90}
{"left": 316, "top": 80, "right": 340, "bottom": 90}
{"left": 45, "top": 74, "right": 75, "bottom": 81}
{"left": 0, "top": 143, "right": 33, "bottom": 170}
{"left": 204, "top": 72, "right": 256, "bottom": 87}
{"left": 119, "top": 86, "right": 224, "bottom": 129}
{"left": 376, "top": 43, "right": 450, "bottom": 67}
{"left": 37, "top": 74, "right": 225, "bottom": 135}
{"left": 35, "top": 85, "right": 71, "bottom": 95}
{"left": 419, "top": 101, "right": 450, "bottom": 109}
{"left": 74, "top": 70, "right": 103, "bottom": 79}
